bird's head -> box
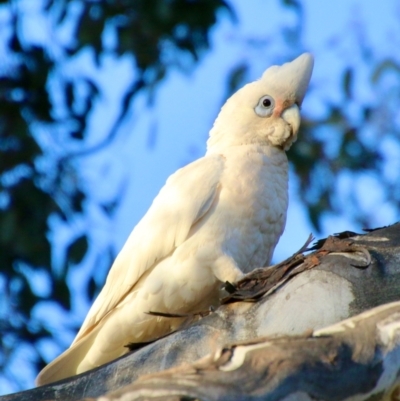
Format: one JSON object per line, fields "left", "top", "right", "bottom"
{"left": 207, "top": 53, "right": 314, "bottom": 152}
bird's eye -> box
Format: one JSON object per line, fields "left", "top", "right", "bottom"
{"left": 255, "top": 95, "right": 275, "bottom": 117}
{"left": 263, "top": 98, "right": 271, "bottom": 107}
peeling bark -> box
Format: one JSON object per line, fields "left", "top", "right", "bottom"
{"left": 95, "top": 301, "right": 400, "bottom": 401}
{"left": 2, "top": 223, "right": 400, "bottom": 401}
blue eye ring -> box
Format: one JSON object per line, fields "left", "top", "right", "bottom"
{"left": 255, "top": 95, "right": 275, "bottom": 117}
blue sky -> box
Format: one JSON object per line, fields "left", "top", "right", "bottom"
{"left": 2, "top": 0, "right": 400, "bottom": 394}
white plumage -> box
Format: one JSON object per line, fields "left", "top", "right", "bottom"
{"left": 36, "top": 53, "right": 314, "bottom": 385}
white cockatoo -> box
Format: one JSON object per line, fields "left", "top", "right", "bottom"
{"left": 36, "top": 53, "right": 313, "bottom": 386}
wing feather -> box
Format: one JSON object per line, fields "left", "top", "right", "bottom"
{"left": 73, "top": 154, "right": 224, "bottom": 343}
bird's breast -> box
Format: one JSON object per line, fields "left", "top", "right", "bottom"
{"left": 213, "top": 145, "right": 289, "bottom": 271}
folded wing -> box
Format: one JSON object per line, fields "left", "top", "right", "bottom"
{"left": 36, "top": 154, "right": 224, "bottom": 385}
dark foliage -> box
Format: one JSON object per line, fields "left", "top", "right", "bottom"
{"left": 0, "top": 0, "right": 232, "bottom": 389}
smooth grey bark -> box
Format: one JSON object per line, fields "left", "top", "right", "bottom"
{"left": 2, "top": 223, "right": 400, "bottom": 401}
{"left": 95, "top": 300, "right": 400, "bottom": 401}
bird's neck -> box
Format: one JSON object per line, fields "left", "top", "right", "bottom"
{"left": 206, "top": 116, "right": 280, "bottom": 153}
{"left": 206, "top": 142, "right": 287, "bottom": 164}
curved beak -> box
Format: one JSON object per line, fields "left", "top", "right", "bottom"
{"left": 282, "top": 104, "right": 301, "bottom": 136}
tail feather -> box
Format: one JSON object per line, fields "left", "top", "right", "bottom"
{"left": 36, "top": 323, "right": 101, "bottom": 386}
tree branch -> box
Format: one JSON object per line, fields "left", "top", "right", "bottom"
{"left": 98, "top": 301, "right": 400, "bottom": 401}
{"left": 2, "top": 223, "right": 400, "bottom": 401}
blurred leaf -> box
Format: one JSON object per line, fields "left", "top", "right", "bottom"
{"left": 76, "top": 4, "right": 105, "bottom": 64}
{"left": 65, "top": 81, "right": 74, "bottom": 112}
{"left": 67, "top": 235, "right": 88, "bottom": 265}
{"left": 52, "top": 277, "right": 71, "bottom": 311}
{"left": 226, "top": 64, "right": 248, "bottom": 97}
{"left": 87, "top": 276, "right": 97, "bottom": 302}
{"left": 372, "top": 59, "right": 400, "bottom": 83}
{"left": 102, "top": 199, "right": 119, "bottom": 216}
{"left": 17, "top": 276, "right": 37, "bottom": 317}
{"left": 343, "top": 68, "right": 353, "bottom": 99}
{"left": 282, "top": 0, "right": 301, "bottom": 8}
